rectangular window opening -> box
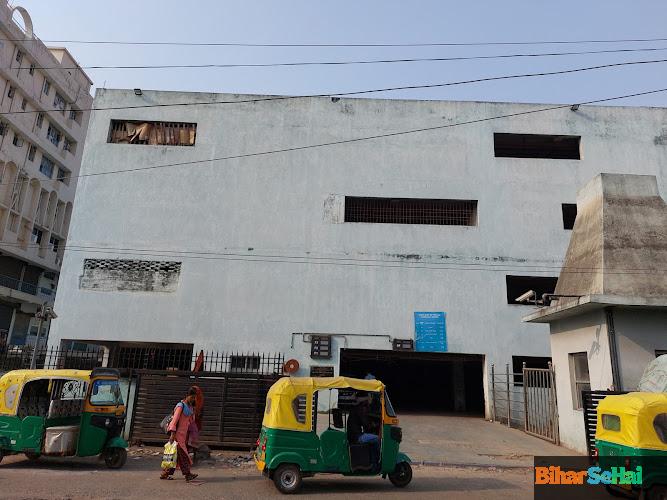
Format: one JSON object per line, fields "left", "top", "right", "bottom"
{"left": 562, "top": 203, "right": 577, "bottom": 230}
{"left": 494, "top": 133, "right": 581, "bottom": 160}
{"left": 108, "top": 119, "right": 197, "bottom": 146}
{"left": 29, "top": 63, "right": 35, "bottom": 75}
{"left": 345, "top": 197, "right": 478, "bottom": 226}
{"left": 506, "top": 275, "right": 558, "bottom": 305}
{"left": 230, "top": 355, "right": 261, "bottom": 373}
{"left": 512, "top": 355, "right": 552, "bottom": 386}
{"left": 569, "top": 352, "right": 590, "bottom": 410}
{"left": 39, "top": 156, "right": 55, "bottom": 178}
{"left": 28, "top": 145, "right": 36, "bottom": 161}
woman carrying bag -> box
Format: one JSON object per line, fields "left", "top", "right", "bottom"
{"left": 160, "top": 388, "right": 199, "bottom": 481}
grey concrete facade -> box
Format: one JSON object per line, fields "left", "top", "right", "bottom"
{"left": 50, "top": 89, "right": 667, "bottom": 417}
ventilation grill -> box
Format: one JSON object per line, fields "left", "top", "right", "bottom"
{"left": 81, "top": 259, "right": 182, "bottom": 292}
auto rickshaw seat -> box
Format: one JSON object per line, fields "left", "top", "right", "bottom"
{"left": 48, "top": 399, "right": 83, "bottom": 419}
{"left": 349, "top": 443, "right": 374, "bottom": 472}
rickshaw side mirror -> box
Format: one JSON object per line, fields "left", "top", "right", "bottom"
{"left": 332, "top": 408, "right": 344, "bottom": 429}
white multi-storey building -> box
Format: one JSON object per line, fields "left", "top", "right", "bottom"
{"left": 49, "top": 88, "right": 666, "bottom": 416}
{"left": 0, "top": 4, "right": 92, "bottom": 347}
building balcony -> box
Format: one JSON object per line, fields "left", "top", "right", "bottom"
{"left": 0, "top": 272, "right": 50, "bottom": 306}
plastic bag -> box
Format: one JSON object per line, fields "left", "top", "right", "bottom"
{"left": 161, "top": 441, "right": 178, "bottom": 470}
{"left": 159, "top": 414, "right": 173, "bottom": 434}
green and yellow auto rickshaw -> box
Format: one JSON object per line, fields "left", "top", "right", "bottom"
{"left": 0, "top": 368, "right": 128, "bottom": 468}
{"left": 254, "top": 376, "right": 412, "bottom": 494}
{"left": 596, "top": 392, "right": 667, "bottom": 499}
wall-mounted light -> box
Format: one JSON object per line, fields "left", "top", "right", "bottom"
{"left": 134, "top": 88, "right": 142, "bottom": 96}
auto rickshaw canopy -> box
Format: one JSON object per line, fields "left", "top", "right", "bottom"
{"left": 262, "top": 376, "right": 384, "bottom": 432}
{"left": 0, "top": 369, "right": 92, "bottom": 416}
{"left": 596, "top": 392, "right": 667, "bottom": 451}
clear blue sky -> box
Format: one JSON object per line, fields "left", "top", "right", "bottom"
{"left": 14, "top": 0, "right": 667, "bottom": 106}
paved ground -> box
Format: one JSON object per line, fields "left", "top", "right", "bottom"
{"left": 0, "top": 453, "right": 535, "bottom": 500}
{"left": 0, "top": 415, "right": 583, "bottom": 499}
{"left": 399, "top": 414, "right": 574, "bottom": 467}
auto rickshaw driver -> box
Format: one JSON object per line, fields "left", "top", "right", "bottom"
{"left": 347, "top": 393, "right": 380, "bottom": 470}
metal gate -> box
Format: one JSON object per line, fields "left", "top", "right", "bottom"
{"left": 582, "top": 390, "right": 626, "bottom": 456}
{"left": 490, "top": 363, "right": 559, "bottom": 444}
{"left": 522, "top": 365, "right": 559, "bottom": 444}
{"left": 130, "top": 371, "right": 280, "bottom": 448}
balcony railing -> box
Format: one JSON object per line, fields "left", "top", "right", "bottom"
{"left": 0, "top": 273, "right": 38, "bottom": 295}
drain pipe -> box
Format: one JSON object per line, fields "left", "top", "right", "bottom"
{"left": 290, "top": 332, "right": 393, "bottom": 349}
{"left": 605, "top": 308, "right": 622, "bottom": 391}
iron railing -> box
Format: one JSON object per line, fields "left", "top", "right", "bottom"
{"left": 0, "top": 345, "right": 285, "bottom": 376}
{"left": 0, "top": 273, "right": 38, "bottom": 295}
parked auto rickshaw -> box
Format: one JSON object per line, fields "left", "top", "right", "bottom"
{"left": 596, "top": 392, "right": 667, "bottom": 499}
{"left": 254, "top": 376, "right": 412, "bottom": 494}
{"left": 0, "top": 368, "right": 128, "bottom": 468}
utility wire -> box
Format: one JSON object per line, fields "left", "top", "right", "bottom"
{"left": 3, "top": 57, "right": 667, "bottom": 118}
{"left": 24, "top": 244, "right": 662, "bottom": 275}
{"left": 0, "top": 86, "right": 659, "bottom": 189}
{"left": 12, "top": 46, "right": 667, "bottom": 71}
{"left": 16, "top": 36, "right": 667, "bottom": 48}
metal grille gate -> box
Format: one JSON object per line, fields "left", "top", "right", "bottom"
{"left": 130, "top": 371, "right": 279, "bottom": 448}
{"left": 522, "top": 365, "right": 559, "bottom": 444}
{"left": 490, "top": 363, "right": 559, "bottom": 444}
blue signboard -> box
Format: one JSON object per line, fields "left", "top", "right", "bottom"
{"left": 414, "top": 312, "right": 447, "bottom": 352}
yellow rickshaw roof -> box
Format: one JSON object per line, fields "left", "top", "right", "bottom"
{"left": 596, "top": 392, "right": 667, "bottom": 451}
{"left": 0, "top": 369, "right": 93, "bottom": 416}
{"left": 267, "top": 376, "right": 384, "bottom": 397}
{"left": 262, "top": 376, "right": 384, "bottom": 432}
{"left": 0, "top": 369, "right": 92, "bottom": 385}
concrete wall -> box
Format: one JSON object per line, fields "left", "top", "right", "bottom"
{"left": 550, "top": 310, "right": 613, "bottom": 453}
{"left": 49, "top": 90, "right": 667, "bottom": 417}
{"left": 613, "top": 308, "right": 667, "bottom": 390}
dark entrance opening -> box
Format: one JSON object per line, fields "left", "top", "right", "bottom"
{"left": 339, "top": 349, "right": 485, "bottom": 415}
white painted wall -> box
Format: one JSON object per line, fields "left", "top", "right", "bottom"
{"left": 549, "top": 310, "right": 613, "bottom": 453}
{"left": 49, "top": 90, "right": 667, "bottom": 418}
{"left": 614, "top": 309, "right": 667, "bottom": 390}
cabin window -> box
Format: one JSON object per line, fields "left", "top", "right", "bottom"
{"left": 291, "top": 394, "right": 307, "bottom": 424}
{"left": 602, "top": 414, "right": 621, "bottom": 432}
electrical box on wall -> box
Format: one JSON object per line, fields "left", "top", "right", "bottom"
{"left": 310, "top": 335, "right": 332, "bottom": 359}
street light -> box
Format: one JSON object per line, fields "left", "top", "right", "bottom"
{"left": 29, "top": 302, "right": 57, "bottom": 369}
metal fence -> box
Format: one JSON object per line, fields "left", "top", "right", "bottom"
{"left": 0, "top": 345, "right": 285, "bottom": 377}
{"left": 582, "top": 390, "right": 627, "bottom": 456}
{"left": 490, "top": 363, "right": 559, "bottom": 444}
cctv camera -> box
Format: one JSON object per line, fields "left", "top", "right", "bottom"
{"left": 515, "top": 290, "right": 536, "bottom": 303}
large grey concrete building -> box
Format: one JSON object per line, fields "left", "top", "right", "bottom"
{"left": 0, "top": 4, "right": 92, "bottom": 347}
{"left": 49, "top": 88, "right": 666, "bottom": 416}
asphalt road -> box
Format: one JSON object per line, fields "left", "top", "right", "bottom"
{"left": 0, "top": 453, "right": 535, "bottom": 500}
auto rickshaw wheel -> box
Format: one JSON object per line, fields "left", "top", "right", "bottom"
{"left": 24, "top": 452, "right": 40, "bottom": 461}
{"left": 388, "top": 461, "right": 413, "bottom": 488}
{"left": 103, "top": 447, "right": 127, "bottom": 469}
{"left": 273, "top": 464, "right": 303, "bottom": 494}
{"left": 646, "top": 485, "right": 667, "bottom": 500}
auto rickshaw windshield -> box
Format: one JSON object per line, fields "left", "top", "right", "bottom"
{"left": 90, "top": 379, "right": 124, "bottom": 406}
{"left": 385, "top": 391, "right": 396, "bottom": 417}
